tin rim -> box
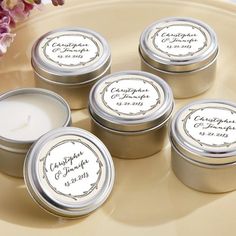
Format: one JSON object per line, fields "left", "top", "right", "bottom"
{"left": 32, "top": 27, "right": 111, "bottom": 84}
{"left": 89, "top": 70, "right": 174, "bottom": 132}
{"left": 24, "top": 127, "right": 115, "bottom": 218}
{"left": 0, "top": 88, "right": 71, "bottom": 152}
{"left": 170, "top": 99, "right": 236, "bottom": 165}
{"left": 139, "top": 17, "right": 218, "bottom": 72}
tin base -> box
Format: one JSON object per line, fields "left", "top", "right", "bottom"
{"left": 34, "top": 67, "right": 111, "bottom": 110}
{"left": 171, "top": 144, "right": 236, "bottom": 193}
{"left": 90, "top": 116, "right": 168, "bottom": 159}
{"left": 35, "top": 79, "right": 93, "bottom": 110}
{"left": 140, "top": 55, "right": 217, "bottom": 99}
{"left": 0, "top": 148, "right": 25, "bottom": 178}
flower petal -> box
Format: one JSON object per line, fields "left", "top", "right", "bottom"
{"left": 0, "top": 32, "right": 15, "bottom": 55}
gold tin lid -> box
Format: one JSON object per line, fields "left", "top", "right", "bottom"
{"left": 32, "top": 27, "right": 111, "bottom": 84}
{"left": 139, "top": 17, "right": 218, "bottom": 72}
{"left": 24, "top": 127, "right": 115, "bottom": 218}
{"left": 170, "top": 100, "right": 236, "bottom": 165}
{"left": 89, "top": 71, "right": 174, "bottom": 132}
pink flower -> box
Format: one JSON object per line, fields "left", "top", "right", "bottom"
{"left": 0, "top": 14, "right": 11, "bottom": 25}
{"left": 0, "top": 32, "right": 15, "bottom": 54}
{"left": 0, "top": 8, "right": 15, "bottom": 27}
{"left": 1, "top": 0, "right": 32, "bottom": 22}
{"left": 0, "top": 13, "right": 15, "bottom": 55}
{"left": 0, "top": 0, "right": 65, "bottom": 56}
{"left": 24, "top": 1, "right": 35, "bottom": 12}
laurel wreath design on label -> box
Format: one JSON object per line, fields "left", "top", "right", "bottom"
{"left": 100, "top": 78, "right": 161, "bottom": 116}
{"left": 182, "top": 107, "right": 236, "bottom": 148}
{"left": 42, "top": 33, "right": 100, "bottom": 67}
{"left": 151, "top": 23, "right": 208, "bottom": 57}
{"left": 40, "top": 139, "right": 103, "bottom": 201}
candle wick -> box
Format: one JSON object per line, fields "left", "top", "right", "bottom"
{"left": 10, "top": 115, "right": 31, "bottom": 132}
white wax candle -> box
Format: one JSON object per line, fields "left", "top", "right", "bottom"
{"left": 0, "top": 92, "right": 69, "bottom": 141}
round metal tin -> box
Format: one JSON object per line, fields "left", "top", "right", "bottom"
{"left": 139, "top": 17, "right": 218, "bottom": 72}
{"left": 0, "top": 88, "right": 71, "bottom": 177}
{"left": 32, "top": 27, "right": 111, "bottom": 84}
{"left": 24, "top": 127, "right": 115, "bottom": 218}
{"left": 89, "top": 70, "right": 174, "bottom": 132}
{"left": 170, "top": 100, "right": 236, "bottom": 165}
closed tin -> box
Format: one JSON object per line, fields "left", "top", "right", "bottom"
{"left": 32, "top": 27, "right": 111, "bottom": 109}
{"left": 170, "top": 100, "right": 236, "bottom": 193}
{"left": 0, "top": 88, "right": 71, "bottom": 178}
{"left": 89, "top": 70, "right": 174, "bottom": 159}
{"left": 139, "top": 17, "right": 218, "bottom": 98}
{"left": 24, "top": 127, "right": 115, "bottom": 218}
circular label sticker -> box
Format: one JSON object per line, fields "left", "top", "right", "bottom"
{"left": 97, "top": 75, "right": 164, "bottom": 118}
{"left": 38, "top": 136, "right": 106, "bottom": 201}
{"left": 181, "top": 106, "right": 236, "bottom": 148}
{"left": 39, "top": 31, "right": 103, "bottom": 69}
{"left": 147, "top": 21, "right": 210, "bottom": 60}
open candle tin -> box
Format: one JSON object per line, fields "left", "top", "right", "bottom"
{"left": 139, "top": 17, "right": 218, "bottom": 98}
{"left": 24, "top": 127, "right": 115, "bottom": 218}
{"left": 31, "top": 27, "right": 111, "bottom": 109}
{"left": 170, "top": 100, "right": 236, "bottom": 193}
{"left": 89, "top": 70, "right": 174, "bottom": 159}
{"left": 0, "top": 88, "right": 71, "bottom": 177}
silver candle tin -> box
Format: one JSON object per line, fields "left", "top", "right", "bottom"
{"left": 170, "top": 100, "right": 236, "bottom": 193}
{"left": 24, "top": 127, "right": 115, "bottom": 218}
{"left": 139, "top": 17, "right": 218, "bottom": 98}
{"left": 89, "top": 70, "right": 174, "bottom": 159}
{"left": 0, "top": 88, "right": 71, "bottom": 178}
{"left": 32, "top": 27, "right": 111, "bottom": 109}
